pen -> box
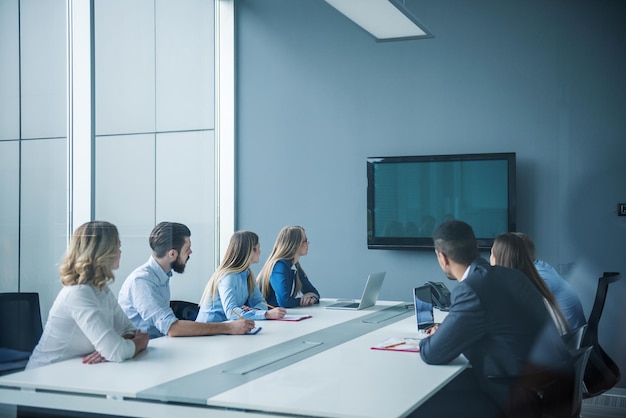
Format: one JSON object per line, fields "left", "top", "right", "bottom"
{"left": 231, "top": 309, "right": 245, "bottom": 320}
{"left": 262, "top": 302, "right": 276, "bottom": 309}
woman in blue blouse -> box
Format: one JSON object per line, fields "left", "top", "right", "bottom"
{"left": 257, "top": 226, "right": 320, "bottom": 308}
{"left": 490, "top": 233, "right": 570, "bottom": 336}
{"left": 196, "top": 231, "right": 285, "bottom": 323}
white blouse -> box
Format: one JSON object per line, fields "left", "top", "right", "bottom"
{"left": 27, "top": 284, "right": 136, "bottom": 369}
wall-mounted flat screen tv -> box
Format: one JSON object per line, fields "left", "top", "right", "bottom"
{"left": 367, "top": 152, "right": 516, "bottom": 250}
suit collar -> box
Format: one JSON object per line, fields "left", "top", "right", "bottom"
{"left": 468, "top": 257, "right": 490, "bottom": 276}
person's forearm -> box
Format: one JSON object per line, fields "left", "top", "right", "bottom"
{"left": 274, "top": 278, "right": 299, "bottom": 307}
{"left": 133, "top": 340, "right": 144, "bottom": 356}
{"left": 277, "top": 294, "right": 299, "bottom": 308}
{"left": 167, "top": 319, "right": 229, "bottom": 337}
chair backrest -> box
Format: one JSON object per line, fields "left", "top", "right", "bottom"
{"left": 490, "top": 346, "right": 594, "bottom": 418}
{"left": 562, "top": 324, "right": 587, "bottom": 352}
{"left": 170, "top": 300, "right": 199, "bottom": 321}
{"left": 580, "top": 272, "right": 621, "bottom": 398}
{"left": 582, "top": 272, "right": 620, "bottom": 347}
{"left": 541, "top": 346, "right": 593, "bottom": 418}
{"left": 0, "top": 292, "right": 43, "bottom": 352}
{"left": 568, "top": 346, "right": 593, "bottom": 418}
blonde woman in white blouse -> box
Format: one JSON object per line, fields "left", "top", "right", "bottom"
{"left": 27, "top": 221, "right": 149, "bottom": 369}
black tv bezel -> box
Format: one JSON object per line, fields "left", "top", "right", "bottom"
{"left": 367, "top": 152, "right": 517, "bottom": 250}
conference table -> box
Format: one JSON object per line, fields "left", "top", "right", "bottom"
{"left": 0, "top": 300, "right": 467, "bottom": 418}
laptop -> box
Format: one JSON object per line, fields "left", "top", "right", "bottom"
{"left": 414, "top": 285, "right": 435, "bottom": 331}
{"left": 325, "top": 272, "right": 386, "bottom": 310}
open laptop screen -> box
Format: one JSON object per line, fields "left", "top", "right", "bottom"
{"left": 325, "top": 272, "right": 386, "bottom": 310}
{"left": 414, "top": 286, "right": 434, "bottom": 330}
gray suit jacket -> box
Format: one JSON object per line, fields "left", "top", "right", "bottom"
{"left": 420, "top": 258, "right": 569, "bottom": 407}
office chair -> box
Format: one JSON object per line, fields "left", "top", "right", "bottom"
{"left": 580, "top": 271, "right": 621, "bottom": 398}
{"left": 489, "top": 346, "right": 592, "bottom": 418}
{"left": 170, "top": 300, "right": 200, "bottom": 321}
{"left": 541, "top": 346, "right": 593, "bottom": 418}
{"left": 0, "top": 292, "right": 43, "bottom": 375}
{"left": 561, "top": 324, "right": 587, "bottom": 352}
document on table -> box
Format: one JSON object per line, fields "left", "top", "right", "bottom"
{"left": 274, "top": 314, "right": 312, "bottom": 321}
{"left": 371, "top": 337, "right": 421, "bottom": 353}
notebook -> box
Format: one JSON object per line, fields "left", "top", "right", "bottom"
{"left": 275, "top": 314, "right": 312, "bottom": 322}
{"left": 325, "top": 272, "right": 386, "bottom": 310}
{"left": 414, "top": 285, "right": 435, "bottom": 331}
{"left": 371, "top": 337, "right": 421, "bottom": 353}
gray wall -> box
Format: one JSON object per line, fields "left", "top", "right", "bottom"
{"left": 235, "top": 0, "right": 626, "bottom": 386}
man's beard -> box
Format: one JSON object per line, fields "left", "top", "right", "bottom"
{"left": 171, "top": 256, "right": 189, "bottom": 274}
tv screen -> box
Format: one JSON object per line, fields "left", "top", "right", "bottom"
{"left": 367, "top": 152, "right": 516, "bottom": 249}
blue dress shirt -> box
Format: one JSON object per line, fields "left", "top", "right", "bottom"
{"left": 196, "top": 270, "right": 268, "bottom": 322}
{"left": 118, "top": 257, "right": 179, "bottom": 338}
{"left": 534, "top": 259, "right": 586, "bottom": 330}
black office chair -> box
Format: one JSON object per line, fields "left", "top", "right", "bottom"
{"left": 170, "top": 300, "right": 200, "bottom": 321}
{"left": 562, "top": 324, "right": 587, "bottom": 352}
{"left": 541, "top": 346, "right": 593, "bottom": 418}
{"left": 0, "top": 292, "right": 43, "bottom": 375}
{"left": 580, "top": 271, "right": 621, "bottom": 398}
{"left": 489, "top": 346, "right": 592, "bottom": 418}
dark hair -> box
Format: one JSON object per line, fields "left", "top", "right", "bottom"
{"left": 149, "top": 222, "right": 191, "bottom": 258}
{"left": 432, "top": 220, "right": 479, "bottom": 265}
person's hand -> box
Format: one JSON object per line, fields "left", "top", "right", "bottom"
{"left": 300, "top": 293, "right": 318, "bottom": 306}
{"left": 131, "top": 330, "right": 150, "bottom": 354}
{"left": 82, "top": 351, "right": 106, "bottom": 364}
{"left": 425, "top": 324, "right": 439, "bottom": 336}
{"left": 265, "top": 307, "right": 286, "bottom": 319}
{"left": 227, "top": 319, "right": 256, "bottom": 334}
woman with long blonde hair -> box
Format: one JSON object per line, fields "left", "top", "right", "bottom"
{"left": 257, "top": 226, "right": 320, "bottom": 308}
{"left": 27, "top": 221, "right": 149, "bottom": 369}
{"left": 490, "top": 233, "right": 569, "bottom": 335}
{"left": 196, "top": 231, "right": 285, "bottom": 322}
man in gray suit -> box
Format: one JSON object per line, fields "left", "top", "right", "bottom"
{"left": 414, "top": 220, "right": 569, "bottom": 418}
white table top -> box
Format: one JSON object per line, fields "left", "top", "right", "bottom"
{"left": 0, "top": 301, "right": 466, "bottom": 418}
{"left": 208, "top": 314, "right": 466, "bottom": 418}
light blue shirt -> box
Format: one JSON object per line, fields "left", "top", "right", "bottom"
{"left": 118, "top": 256, "right": 179, "bottom": 338}
{"left": 196, "top": 270, "right": 268, "bottom": 322}
{"left": 534, "top": 259, "right": 587, "bottom": 331}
